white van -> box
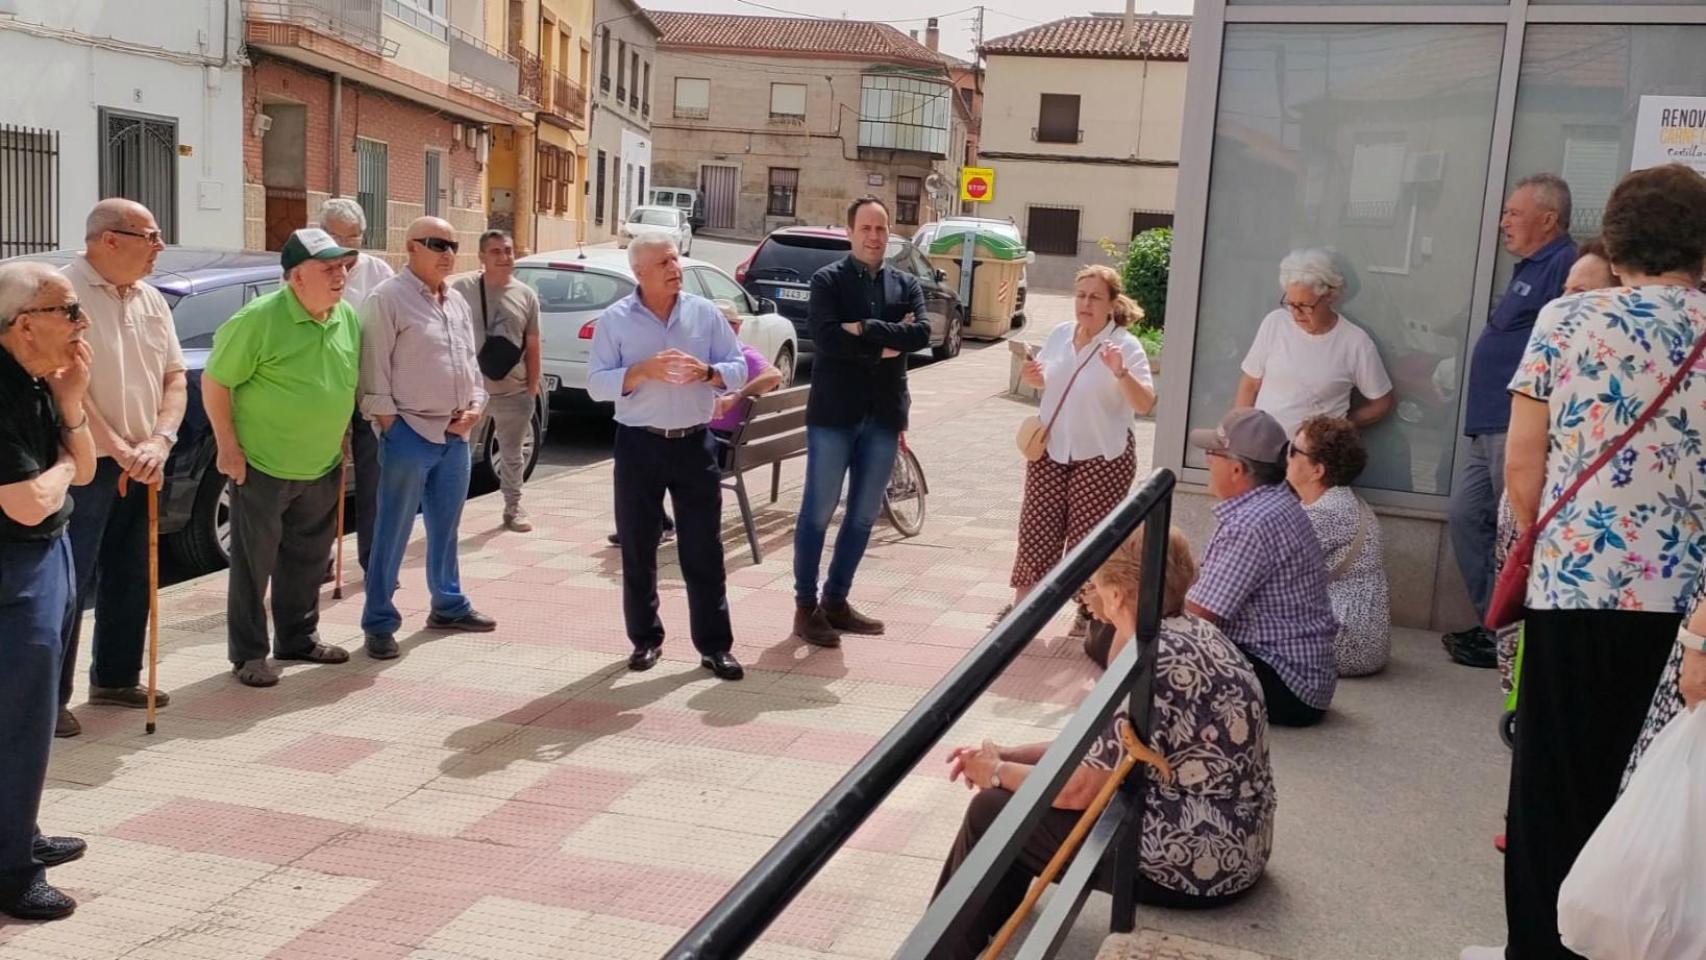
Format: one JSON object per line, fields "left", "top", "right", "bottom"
{"left": 650, "top": 186, "right": 702, "bottom": 228}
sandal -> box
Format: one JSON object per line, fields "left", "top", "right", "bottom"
{"left": 274, "top": 642, "right": 351, "bottom": 664}
{"left": 232, "top": 659, "right": 280, "bottom": 688}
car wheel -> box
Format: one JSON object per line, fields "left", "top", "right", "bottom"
{"left": 932, "top": 308, "right": 963, "bottom": 360}
{"left": 773, "top": 343, "right": 796, "bottom": 387}
{"left": 170, "top": 468, "right": 232, "bottom": 574}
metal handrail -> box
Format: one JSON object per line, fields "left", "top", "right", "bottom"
{"left": 664, "top": 469, "right": 1177, "bottom": 959}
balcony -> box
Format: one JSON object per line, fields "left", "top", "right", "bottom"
{"left": 514, "top": 48, "right": 543, "bottom": 106}
{"left": 539, "top": 70, "right": 587, "bottom": 130}
{"left": 1032, "top": 126, "right": 1084, "bottom": 144}
{"left": 244, "top": 0, "right": 399, "bottom": 58}
{"left": 600, "top": 75, "right": 610, "bottom": 94}
{"left": 449, "top": 26, "right": 522, "bottom": 103}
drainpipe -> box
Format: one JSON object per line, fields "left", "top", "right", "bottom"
{"left": 331, "top": 73, "right": 344, "bottom": 199}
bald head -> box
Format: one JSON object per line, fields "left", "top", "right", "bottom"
{"left": 83, "top": 198, "right": 162, "bottom": 287}
{"left": 404, "top": 216, "right": 459, "bottom": 288}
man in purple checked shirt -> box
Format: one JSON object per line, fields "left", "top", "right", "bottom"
{"left": 605, "top": 299, "right": 783, "bottom": 547}
{"left": 1185, "top": 407, "right": 1339, "bottom": 727}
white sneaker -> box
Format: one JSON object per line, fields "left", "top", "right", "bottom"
{"left": 1460, "top": 947, "right": 1504, "bottom": 960}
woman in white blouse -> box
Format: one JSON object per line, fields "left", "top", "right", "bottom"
{"left": 1007, "top": 265, "right": 1155, "bottom": 615}
{"left": 1235, "top": 248, "right": 1394, "bottom": 436}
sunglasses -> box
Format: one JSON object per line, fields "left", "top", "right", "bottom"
{"left": 14, "top": 302, "right": 83, "bottom": 324}
{"left": 109, "top": 228, "right": 164, "bottom": 244}
{"left": 412, "top": 237, "right": 460, "bottom": 254}
{"left": 1287, "top": 442, "right": 1315, "bottom": 461}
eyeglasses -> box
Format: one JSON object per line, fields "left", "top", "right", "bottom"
{"left": 109, "top": 228, "right": 164, "bottom": 245}
{"left": 1287, "top": 442, "right": 1315, "bottom": 461}
{"left": 13, "top": 302, "right": 83, "bottom": 324}
{"left": 1279, "top": 293, "right": 1328, "bottom": 315}
{"left": 412, "top": 237, "right": 460, "bottom": 254}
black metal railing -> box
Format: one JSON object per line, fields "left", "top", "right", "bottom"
{"left": 1033, "top": 126, "right": 1084, "bottom": 144}
{"left": 245, "top": 0, "right": 399, "bottom": 57}
{"left": 1, "top": 124, "right": 60, "bottom": 259}
{"left": 665, "top": 468, "right": 1177, "bottom": 959}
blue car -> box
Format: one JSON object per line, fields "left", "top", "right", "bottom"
{"left": 5, "top": 247, "right": 546, "bottom": 573}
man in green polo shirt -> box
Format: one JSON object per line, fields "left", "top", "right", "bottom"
{"left": 203, "top": 228, "right": 362, "bottom": 687}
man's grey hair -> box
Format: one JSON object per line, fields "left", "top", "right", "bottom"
{"left": 627, "top": 232, "right": 678, "bottom": 268}
{"left": 0, "top": 261, "right": 66, "bottom": 333}
{"left": 1517, "top": 173, "right": 1573, "bottom": 231}
{"left": 84, "top": 199, "right": 145, "bottom": 242}
{"left": 1277, "top": 248, "right": 1344, "bottom": 296}
{"left": 478, "top": 229, "right": 512, "bottom": 253}
{"left": 319, "top": 197, "right": 367, "bottom": 233}
{"left": 1234, "top": 454, "right": 1287, "bottom": 487}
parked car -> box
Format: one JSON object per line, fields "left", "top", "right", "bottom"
{"left": 649, "top": 186, "right": 704, "bottom": 231}
{"left": 1, "top": 247, "right": 546, "bottom": 574}
{"left": 911, "top": 216, "right": 1031, "bottom": 328}
{"left": 619, "top": 205, "right": 693, "bottom": 255}
{"left": 734, "top": 226, "right": 964, "bottom": 360}
{"left": 516, "top": 248, "right": 798, "bottom": 409}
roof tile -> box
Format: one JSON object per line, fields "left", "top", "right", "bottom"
{"left": 651, "top": 12, "right": 961, "bottom": 68}
{"left": 980, "top": 14, "right": 1190, "bottom": 61}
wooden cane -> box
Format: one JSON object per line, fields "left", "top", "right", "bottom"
{"left": 979, "top": 720, "right": 1172, "bottom": 960}
{"left": 146, "top": 482, "right": 160, "bottom": 735}
{"left": 333, "top": 434, "right": 349, "bottom": 600}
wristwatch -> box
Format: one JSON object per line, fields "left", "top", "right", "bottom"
{"left": 702, "top": 363, "right": 715, "bottom": 382}
{"left": 988, "top": 764, "right": 1003, "bottom": 791}
{"left": 153, "top": 429, "right": 178, "bottom": 446}
{"left": 1679, "top": 623, "right": 1706, "bottom": 654}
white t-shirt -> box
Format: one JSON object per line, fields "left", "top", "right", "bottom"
{"left": 1036, "top": 320, "right": 1154, "bottom": 462}
{"left": 1240, "top": 309, "right": 1391, "bottom": 436}
{"left": 344, "top": 252, "right": 395, "bottom": 308}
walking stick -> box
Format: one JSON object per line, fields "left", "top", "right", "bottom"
{"left": 979, "top": 720, "right": 1172, "bottom": 960}
{"left": 146, "top": 482, "right": 160, "bottom": 735}
{"left": 333, "top": 434, "right": 349, "bottom": 600}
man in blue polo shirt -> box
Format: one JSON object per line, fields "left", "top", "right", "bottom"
{"left": 1445, "top": 173, "right": 1574, "bottom": 667}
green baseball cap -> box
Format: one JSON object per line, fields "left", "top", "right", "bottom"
{"left": 280, "top": 228, "right": 357, "bottom": 273}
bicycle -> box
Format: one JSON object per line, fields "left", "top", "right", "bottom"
{"left": 881, "top": 432, "right": 927, "bottom": 537}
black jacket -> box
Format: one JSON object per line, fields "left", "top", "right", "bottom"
{"left": 805, "top": 255, "right": 930, "bottom": 431}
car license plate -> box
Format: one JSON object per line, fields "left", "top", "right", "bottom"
{"left": 543, "top": 375, "right": 560, "bottom": 392}
{"left": 777, "top": 287, "right": 810, "bottom": 302}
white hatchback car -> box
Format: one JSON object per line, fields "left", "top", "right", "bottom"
{"left": 515, "top": 249, "right": 798, "bottom": 408}
{"left": 619, "top": 205, "right": 693, "bottom": 255}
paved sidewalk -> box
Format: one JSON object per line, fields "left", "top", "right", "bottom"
{"left": 8, "top": 295, "right": 1508, "bottom": 960}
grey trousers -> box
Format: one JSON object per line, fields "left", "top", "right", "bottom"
{"left": 487, "top": 391, "right": 534, "bottom": 514}
{"left": 1447, "top": 431, "right": 1506, "bottom": 622}
{"left": 227, "top": 465, "right": 341, "bottom": 664}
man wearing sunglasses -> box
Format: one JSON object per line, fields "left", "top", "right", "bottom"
{"left": 0, "top": 261, "right": 97, "bottom": 920}
{"left": 358, "top": 217, "right": 495, "bottom": 660}
{"left": 55, "top": 199, "right": 185, "bottom": 738}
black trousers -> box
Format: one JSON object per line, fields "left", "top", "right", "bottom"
{"left": 61, "top": 457, "right": 150, "bottom": 703}
{"left": 350, "top": 412, "right": 379, "bottom": 573}
{"left": 1504, "top": 608, "right": 1675, "bottom": 959}
{"left": 612, "top": 425, "right": 732, "bottom": 654}
{"left": 932, "top": 788, "right": 1251, "bottom": 960}
{"left": 0, "top": 535, "right": 73, "bottom": 899}
{"left": 226, "top": 466, "right": 342, "bottom": 664}
{"left": 1247, "top": 654, "right": 1326, "bottom": 728}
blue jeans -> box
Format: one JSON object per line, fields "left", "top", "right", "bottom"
{"left": 1448, "top": 431, "right": 1506, "bottom": 622}
{"left": 0, "top": 534, "right": 74, "bottom": 898}
{"left": 361, "top": 420, "right": 473, "bottom": 635}
{"left": 793, "top": 418, "right": 900, "bottom": 605}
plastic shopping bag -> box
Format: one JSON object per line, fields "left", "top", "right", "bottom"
{"left": 1557, "top": 705, "right": 1706, "bottom": 960}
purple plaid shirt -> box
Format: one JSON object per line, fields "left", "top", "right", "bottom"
{"left": 1187, "top": 482, "right": 1339, "bottom": 709}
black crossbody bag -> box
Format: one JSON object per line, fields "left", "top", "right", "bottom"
{"left": 475, "top": 278, "right": 523, "bottom": 381}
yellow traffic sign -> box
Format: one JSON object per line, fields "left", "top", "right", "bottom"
{"left": 960, "top": 167, "right": 994, "bottom": 203}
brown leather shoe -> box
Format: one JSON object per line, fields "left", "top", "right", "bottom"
{"left": 792, "top": 604, "right": 841, "bottom": 648}
{"left": 823, "top": 600, "right": 884, "bottom": 636}
{"left": 54, "top": 708, "right": 81, "bottom": 739}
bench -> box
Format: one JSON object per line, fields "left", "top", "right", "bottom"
{"left": 718, "top": 385, "right": 810, "bottom": 564}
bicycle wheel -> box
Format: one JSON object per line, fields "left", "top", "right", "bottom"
{"left": 882, "top": 447, "right": 927, "bottom": 537}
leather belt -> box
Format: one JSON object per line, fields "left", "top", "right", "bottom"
{"left": 636, "top": 424, "right": 706, "bottom": 439}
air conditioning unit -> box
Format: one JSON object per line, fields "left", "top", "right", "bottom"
{"left": 1403, "top": 150, "right": 1445, "bottom": 184}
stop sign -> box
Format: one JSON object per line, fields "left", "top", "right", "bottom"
{"left": 966, "top": 176, "right": 989, "bottom": 199}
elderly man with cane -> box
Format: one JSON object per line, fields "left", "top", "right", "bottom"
{"left": 204, "top": 229, "right": 363, "bottom": 687}
{"left": 0, "top": 261, "right": 97, "bottom": 920}
{"left": 56, "top": 198, "right": 186, "bottom": 738}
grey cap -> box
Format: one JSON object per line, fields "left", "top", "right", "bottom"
{"left": 1188, "top": 408, "right": 1289, "bottom": 465}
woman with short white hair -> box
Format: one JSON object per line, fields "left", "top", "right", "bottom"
{"left": 1235, "top": 248, "right": 1394, "bottom": 436}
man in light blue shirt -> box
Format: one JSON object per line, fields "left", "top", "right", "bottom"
{"left": 587, "top": 234, "right": 747, "bottom": 680}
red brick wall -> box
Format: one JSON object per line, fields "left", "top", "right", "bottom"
{"left": 245, "top": 55, "right": 482, "bottom": 206}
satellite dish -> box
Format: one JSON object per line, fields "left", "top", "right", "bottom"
{"left": 924, "top": 171, "right": 945, "bottom": 198}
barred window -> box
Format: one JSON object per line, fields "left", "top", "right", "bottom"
{"left": 767, "top": 167, "right": 798, "bottom": 217}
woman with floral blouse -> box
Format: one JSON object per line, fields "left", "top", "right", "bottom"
{"left": 1462, "top": 164, "right": 1706, "bottom": 960}
{"left": 931, "top": 526, "right": 1275, "bottom": 960}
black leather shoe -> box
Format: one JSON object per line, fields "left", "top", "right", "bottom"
{"left": 0, "top": 879, "right": 76, "bottom": 921}
{"left": 427, "top": 610, "right": 497, "bottom": 632}
{"left": 364, "top": 633, "right": 399, "bottom": 660}
{"left": 629, "top": 645, "right": 662, "bottom": 671}
{"left": 701, "top": 651, "right": 745, "bottom": 681}
{"left": 31, "top": 836, "right": 85, "bottom": 867}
